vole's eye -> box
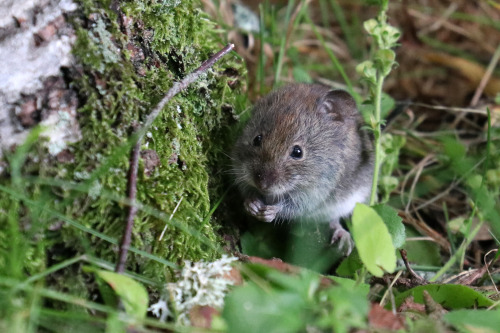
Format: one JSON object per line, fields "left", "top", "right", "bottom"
{"left": 252, "top": 134, "right": 263, "bottom": 147}
{"left": 290, "top": 145, "right": 303, "bottom": 159}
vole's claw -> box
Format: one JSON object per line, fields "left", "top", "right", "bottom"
{"left": 244, "top": 198, "right": 262, "bottom": 216}
{"left": 244, "top": 198, "right": 280, "bottom": 223}
{"left": 330, "top": 227, "right": 354, "bottom": 256}
{"left": 257, "top": 205, "right": 278, "bottom": 223}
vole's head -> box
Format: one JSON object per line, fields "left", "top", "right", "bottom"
{"left": 232, "top": 84, "right": 360, "bottom": 203}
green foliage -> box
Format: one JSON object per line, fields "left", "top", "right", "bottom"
{"left": 2, "top": 1, "right": 498, "bottom": 332}
{"left": 96, "top": 270, "right": 148, "bottom": 322}
{"left": 379, "top": 133, "right": 406, "bottom": 202}
{"left": 440, "top": 131, "right": 500, "bottom": 239}
{"left": 404, "top": 227, "right": 441, "bottom": 267}
{"left": 359, "top": 92, "right": 395, "bottom": 122}
{"left": 351, "top": 203, "right": 396, "bottom": 276}
{"left": 316, "top": 277, "right": 370, "bottom": 332}
{"left": 394, "top": 284, "right": 495, "bottom": 309}
{"left": 335, "top": 251, "right": 363, "bottom": 278}
{"left": 356, "top": 1, "right": 400, "bottom": 205}
{"left": 444, "top": 309, "right": 500, "bottom": 332}
{"left": 373, "top": 204, "right": 405, "bottom": 248}
{"left": 222, "top": 264, "right": 369, "bottom": 333}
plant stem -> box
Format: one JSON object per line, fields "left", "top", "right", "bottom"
{"left": 274, "top": 0, "right": 295, "bottom": 86}
{"left": 369, "top": 74, "right": 384, "bottom": 205}
{"left": 115, "top": 141, "right": 140, "bottom": 273}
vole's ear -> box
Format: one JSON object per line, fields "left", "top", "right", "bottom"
{"left": 317, "top": 89, "right": 358, "bottom": 121}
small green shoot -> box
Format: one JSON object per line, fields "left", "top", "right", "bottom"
{"left": 355, "top": 0, "right": 400, "bottom": 205}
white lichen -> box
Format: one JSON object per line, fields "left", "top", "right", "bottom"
{"left": 88, "top": 180, "right": 102, "bottom": 200}
{"left": 74, "top": 170, "right": 90, "bottom": 180}
{"left": 148, "top": 299, "right": 170, "bottom": 322}
{"left": 171, "top": 138, "right": 181, "bottom": 156}
{"left": 89, "top": 17, "right": 120, "bottom": 71}
{"left": 149, "top": 255, "right": 238, "bottom": 325}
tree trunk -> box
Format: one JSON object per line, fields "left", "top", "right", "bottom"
{"left": 0, "top": 0, "right": 245, "bottom": 296}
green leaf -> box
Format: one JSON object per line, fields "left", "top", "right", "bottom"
{"left": 380, "top": 93, "right": 395, "bottom": 119}
{"left": 404, "top": 227, "right": 441, "bottom": 266}
{"left": 356, "top": 60, "right": 377, "bottom": 83}
{"left": 330, "top": 276, "right": 370, "bottom": 297}
{"left": 363, "top": 19, "right": 378, "bottom": 34}
{"left": 374, "top": 49, "right": 396, "bottom": 75}
{"left": 292, "top": 66, "right": 313, "bottom": 83}
{"left": 222, "top": 278, "right": 307, "bottom": 333}
{"left": 336, "top": 250, "right": 363, "bottom": 278}
{"left": 444, "top": 309, "right": 500, "bottom": 332}
{"left": 240, "top": 231, "right": 276, "bottom": 258}
{"left": 394, "top": 284, "right": 495, "bottom": 310}
{"left": 351, "top": 203, "right": 396, "bottom": 276}
{"left": 372, "top": 204, "right": 405, "bottom": 248}
{"left": 96, "top": 270, "right": 148, "bottom": 321}
{"left": 317, "top": 278, "right": 369, "bottom": 333}
{"left": 359, "top": 93, "right": 394, "bottom": 123}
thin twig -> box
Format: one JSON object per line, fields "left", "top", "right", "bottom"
{"left": 484, "top": 249, "right": 499, "bottom": 295}
{"left": 470, "top": 43, "right": 500, "bottom": 107}
{"left": 115, "top": 43, "right": 235, "bottom": 273}
{"left": 116, "top": 141, "right": 140, "bottom": 273}
{"left": 403, "top": 154, "right": 436, "bottom": 213}
{"left": 379, "top": 270, "right": 403, "bottom": 310}
{"left": 400, "top": 249, "right": 427, "bottom": 285}
{"left": 397, "top": 101, "right": 488, "bottom": 115}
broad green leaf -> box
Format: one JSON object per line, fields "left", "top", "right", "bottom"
{"left": 96, "top": 270, "right": 148, "bottom": 321}
{"left": 373, "top": 204, "right": 405, "bottom": 248}
{"left": 444, "top": 309, "right": 500, "bottom": 333}
{"left": 222, "top": 281, "right": 306, "bottom": 333}
{"left": 351, "top": 203, "right": 396, "bottom": 276}
{"left": 336, "top": 250, "right": 363, "bottom": 278}
{"left": 394, "top": 284, "right": 494, "bottom": 310}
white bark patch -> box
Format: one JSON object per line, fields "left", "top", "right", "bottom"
{"left": 0, "top": 0, "right": 79, "bottom": 156}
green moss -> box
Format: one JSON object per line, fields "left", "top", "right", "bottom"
{"left": 66, "top": 0, "right": 245, "bottom": 277}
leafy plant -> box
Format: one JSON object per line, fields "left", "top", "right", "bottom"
{"left": 222, "top": 265, "right": 370, "bottom": 333}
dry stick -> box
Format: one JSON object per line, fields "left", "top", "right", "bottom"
{"left": 400, "top": 249, "right": 427, "bottom": 285}
{"left": 115, "top": 43, "right": 235, "bottom": 273}
{"left": 470, "top": 43, "right": 500, "bottom": 107}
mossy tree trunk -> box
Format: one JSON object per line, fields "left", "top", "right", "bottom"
{"left": 0, "top": 0, "right": 245, "bottom": 299}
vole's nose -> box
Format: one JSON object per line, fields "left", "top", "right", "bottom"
{"left": 254, "top": 168, "right": 278, "bottom": 192}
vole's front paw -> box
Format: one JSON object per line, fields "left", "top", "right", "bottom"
{"left": 244, "top": 198, "right": 281, "bottom": 223}
{"left": 330, "top": 222, "right": 354, "bottom": 256}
